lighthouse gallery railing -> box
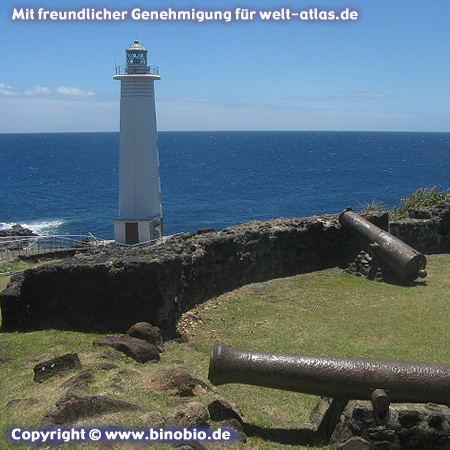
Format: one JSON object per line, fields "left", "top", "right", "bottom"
{"left": 115, "top": 65, "right": 159, "bottom": 75}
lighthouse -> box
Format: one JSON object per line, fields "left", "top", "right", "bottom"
{"left": 113, "top": 40, "right": 163, "bottom": 245}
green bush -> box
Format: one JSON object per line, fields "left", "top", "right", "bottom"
{"left": 360, "top": 187, "right": 450, "bottom": 218}
{"left": 392, "top": 186, "right": 450, "bottom": 218}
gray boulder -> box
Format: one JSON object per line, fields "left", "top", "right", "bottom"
{"left": 33, "top": 353, "right": 82, "bottom": 383}
{"left": 166, "top": 401, "right": 210, "bottom": 428}
{"left": 126, "top": 322, "right": 164, "bottom": 352}
{"left": 93, "top": 334, "right": 160, "bottom": 363}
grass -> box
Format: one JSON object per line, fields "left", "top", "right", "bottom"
{"left": 0, "top": 258, "right": 62, "bottom": 292}
{"left": 0, "top": 254, "right": 449, "bottom": 450}
{"left": 0, "top": 260, "right": 32, "bottom": 291}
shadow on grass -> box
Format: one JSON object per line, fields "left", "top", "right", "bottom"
{"left": 243, "top": 423, "right": 325, "bottom": 447}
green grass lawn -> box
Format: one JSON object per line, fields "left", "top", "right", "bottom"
{"left": 0, "top": 254, "right": 449, "bottom": 450}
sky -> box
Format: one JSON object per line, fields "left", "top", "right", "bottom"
{"left": 0, "top": 0, "right": 449, "bottom": 133}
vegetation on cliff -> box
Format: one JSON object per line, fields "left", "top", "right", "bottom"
{"left": 361, "top": 186, "right": 450, "bottom": 217}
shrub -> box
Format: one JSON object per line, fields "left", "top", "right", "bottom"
{"left": 391, "top": 186, "right": 450, "bottom": 219}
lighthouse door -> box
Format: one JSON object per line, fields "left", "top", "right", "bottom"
{"left": 125, "top": 222, "right": 139, "bottom": 244}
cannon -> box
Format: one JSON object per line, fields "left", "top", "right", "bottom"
{"left": 339, "top": 207, "right": 427, "bottom": 281}
{"left": 209, "top": 342, "right": 450, "bottom": 407}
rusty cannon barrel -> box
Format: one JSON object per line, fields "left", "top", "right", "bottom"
{"left": 209, "top": 342, "right": 450, "bottom": 406}
{"left": 339, "top": 207, "right": 427, "bottom": 280}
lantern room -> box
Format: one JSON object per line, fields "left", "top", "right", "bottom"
{"left": 126, "top": 40, "right": 149, "bottom": 74}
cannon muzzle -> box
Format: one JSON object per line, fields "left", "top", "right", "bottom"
{"left": 339, "top": 208, "right": 427, "bottom": 280}
{"left": 209, "top": 342, "right": 450, "bottom": 406}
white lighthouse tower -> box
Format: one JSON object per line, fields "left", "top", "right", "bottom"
{"left": 113, "top": 40, "right": 163, "bottom": 245}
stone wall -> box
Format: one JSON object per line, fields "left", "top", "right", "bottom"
{"left": 390, "top": 203, "right": 450, "bottom": 254}
{"left": 1, "top": 204, "right": 448, "bottom": 336}
{"left": 329, "top": 400, "right": 450, "bottom": 450}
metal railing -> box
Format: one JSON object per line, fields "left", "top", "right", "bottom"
{"left": 0, "top": 234, "right": 101, "bottom": 261}
{"left": 115, "top": 65, "right": 159, "bottom": 76}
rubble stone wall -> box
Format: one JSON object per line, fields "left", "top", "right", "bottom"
{"left": 390, "top": 203, "right": 450, "bottom": 254}
{"left": 1, "top": 204, "right": 448, "bottom": 336}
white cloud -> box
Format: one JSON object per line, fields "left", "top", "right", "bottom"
{"left": 1, "top": 82, "right": 96, "bottom": 98}
{"left": 56, "top": 86, "right": 95, "bottom": 97}
{"left": 0, "top": 83, "right": 19, "bottom": 96}
{"left": 24, "top": 85, "right": 52, "bottom": 96}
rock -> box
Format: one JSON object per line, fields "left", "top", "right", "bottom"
{"left": 98, "top": 362, "right": 119, "bottom": 370}
{"left": 65, "top": 383, "right": 91, "bottom": 397}
{"left": 169, "top": 398, "right": 195, "bottom": 407}
{"left": 96, "top": 443, "right": 115, "bottom": 449}
{"left": 219, "top": 418, "right": 243, "bottom": 432}
{"left": 33, "top": 353, "right": 82, "bottom": 383}
{"left": 59, "top": 370, "right": 95, "bottom": 396}
{"left": 208, "top": 399, "right": 243, "bottom": 423}
{"left": 344, "top": 250, "right": 394, "bottom": 283}
{"left": 141, "top": 367, "right": 197, "bottom": 396}
{"left": 42, "top": 394, "right": 145, "bottom": 426}
{"left": 329, "top": 400, "right": 450, "bottom": 450}
{"left": 197, "top": 227, "right": 216, "bottom": 235}
{"left": 7, "top": 398, "right": 41, "bottom": 408}
{"left": 390, "top": 203, "right": 450, "bottom": 254}
{"left": 307, "top": 397, "right": 348, "bottom": 441}
{"left": 174, "top": 445, "right": 205, "bottom": 450}
{"left": 219, "top": 419, "right": 246, "bottom": 442}
{"left": 101, "top": 349, "right": 117, "bottom": 359}
{"left": 118, "top": 368, "right": 140, "bottom": 377}
{"left": 126, "top": 322, "right": 164, "bottom": 352}
{"left": 172, "top": 360, "right": 185, "bottom": 365}
{"left": 337, "top": 436, "right": 372, "bottom": 450}
{"left": 143, "top": 359, "right": 159, "bottom": 366}
{"left": 110, "top": 383, "right": 124, "bottom": 393}
{"left": 93, "top": 334, "right": 160, "bottom": 363}
{"left": 60, "top": 370, "right": 95, "bottom": 388}
{"left": 0, "top": 224, "right": 37, "bottom": 238}
{"left": 141, "top": 411, "right": 165, "bottom": 428}
{"left": 166, "top": 402, "right": 210, "bottom": 428}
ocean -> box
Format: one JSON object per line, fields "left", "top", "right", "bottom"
{"left": 1, "top": 131, "right": 449, "bottom": 239}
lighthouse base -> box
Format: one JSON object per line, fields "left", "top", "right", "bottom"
{"left": 114, "top": 216, "right": 163, "bottom": 245}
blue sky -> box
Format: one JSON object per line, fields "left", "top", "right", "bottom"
{"left": 1, "top": 0, "right": 449, "bottom": 132}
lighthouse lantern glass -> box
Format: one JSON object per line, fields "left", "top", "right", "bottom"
{"left": 126, "top": 50, "right": 147, "bottom": 66}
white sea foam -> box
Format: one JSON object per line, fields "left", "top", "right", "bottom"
{"left": 0, "top": 220, "right": 65, "bottom": 236}
{"left": 0, "top": 222, "right": 14, "bottom": 230}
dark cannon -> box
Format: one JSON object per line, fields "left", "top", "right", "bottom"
{"left": 209, "top": 342, "right": 450, "bottom": 407}
{"left": 339, "top": 207, "right": 427, "bottom": 281}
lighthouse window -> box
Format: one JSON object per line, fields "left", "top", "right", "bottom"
{"left": 127, "top": 52, "right": 146, "bottom": 65}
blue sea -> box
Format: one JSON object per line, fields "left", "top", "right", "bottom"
{"left": 1, "top": 131, "right": 449, "bottom": 239}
